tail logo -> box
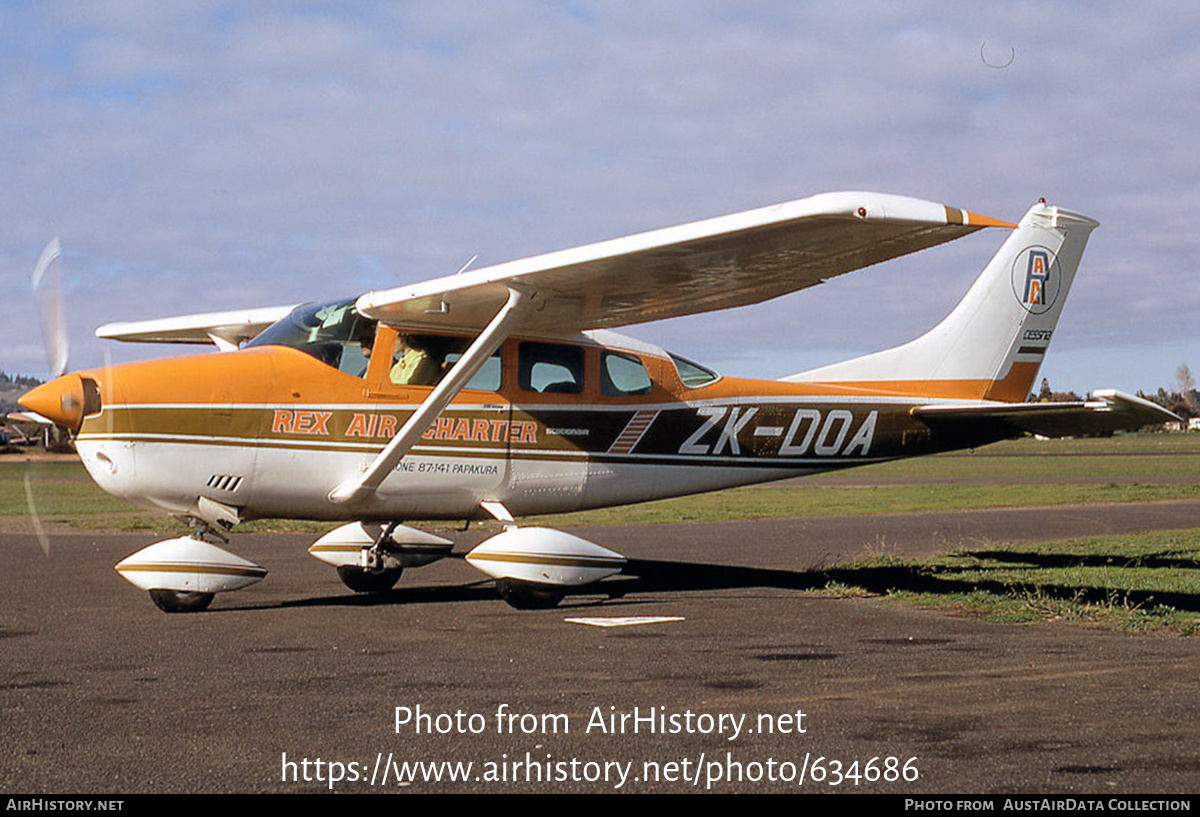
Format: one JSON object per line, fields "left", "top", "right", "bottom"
{"left": 1011, "top": 246, "right": 1061, "bottom": 314}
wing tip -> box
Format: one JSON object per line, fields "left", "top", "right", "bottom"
{"left": 958, "top": 208, "right": 1018, "bottom": 229}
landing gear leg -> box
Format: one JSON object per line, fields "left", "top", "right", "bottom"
{"left": 361, "top": 521, "right": 399, "bottom": 571}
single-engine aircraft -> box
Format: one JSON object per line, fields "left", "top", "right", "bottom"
{"left": 19, "top": 191, "right": 1177, "bottom": 612}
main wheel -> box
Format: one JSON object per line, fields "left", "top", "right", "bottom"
{"left": 337, "top": 565, "right": 403, "bottom": 593}
{"left": 149, "top": 589, "right": 214, "bottom": 613}
{"left": 496, "top": 579, "right": 565, "bottom": 610}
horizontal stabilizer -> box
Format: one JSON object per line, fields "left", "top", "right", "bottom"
{"left": 913, "top": 390, "right": 1180, "bottom": 438}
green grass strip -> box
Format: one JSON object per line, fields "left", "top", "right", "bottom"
{"left": 531, "top": 482, "right": 1200, "bottom": 527}
{"left": 820, "top": 529, "right": 1200, "bottom": 635}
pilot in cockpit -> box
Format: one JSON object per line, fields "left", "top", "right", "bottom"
{"left": 390, "top": 334, "right": 441, "bottom": 386}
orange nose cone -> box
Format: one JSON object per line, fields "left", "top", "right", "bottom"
{"left": 18, "top": 374, "right": 99, "bottom": 431}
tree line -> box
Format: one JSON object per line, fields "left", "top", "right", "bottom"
{"left": 0, "top": 371, "right": 43, "bottom": 389}
{"left": 1144, "top": 363, "right": 1199, "bottom": 420}
{"left": 1034, "top": 364, "right": 1198, "bottom": 421}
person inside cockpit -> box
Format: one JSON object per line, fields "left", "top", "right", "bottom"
{"left": 390, "top": 334, "right": 440, "bottom": 385}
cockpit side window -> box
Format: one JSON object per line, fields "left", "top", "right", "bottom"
{"left": 359, "top": 326, "right": 503, "bottom": 392}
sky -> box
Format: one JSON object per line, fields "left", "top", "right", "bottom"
{"left": 2, "top": 1, "right": 1197, "bottom": 396}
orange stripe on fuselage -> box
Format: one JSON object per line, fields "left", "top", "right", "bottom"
{"left": 678, "top": 362, "right": 1040, "bottom": 404}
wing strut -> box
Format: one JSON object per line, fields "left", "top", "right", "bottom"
{"left": 329, "top": 285, "right": 536, "bottom": 507}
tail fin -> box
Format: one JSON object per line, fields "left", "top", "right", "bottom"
{"left": 783, "top": 200, "right": 1099, "bottom": 402}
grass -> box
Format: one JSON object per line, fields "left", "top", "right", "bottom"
{"left": 818, "top": 528, "right": 1200, "bottom": 635}
{"left": 1, "top": 462, "right": 341, "bottom": 534}
{"left": 7, "top": 465, "right": 1200, "bottom": 533}
{"left": 811, "top": 434, "right": 1200, "bottom": 482}
{"left": 2, "top": 463, "right": 135, "bottom": 517}
{"left": 968, "top": 434, "right": 1200, "bottom": 456}
{"left": 531, "top": 482, "right": 1200, "bottom": 526}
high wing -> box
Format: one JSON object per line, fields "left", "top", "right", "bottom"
{"left": 913, "top": 390, "right": 1180, "bottom": 438}
{"left": 95, "top": 304, "right": 299, "bottom": 351}
{"left": 356, "top": 191, "right": 1014, "bottom": 333}
{"left": 91, "top": 192, "right": 1011, "bottom": 346}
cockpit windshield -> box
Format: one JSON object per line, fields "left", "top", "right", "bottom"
{"left": 246, "top": 298, "right": 376, "bottom": 376}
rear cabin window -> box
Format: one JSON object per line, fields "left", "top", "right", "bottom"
{"left": 518, "top": 342, "right": 584, "bottom": 394}
{"left": 668, "top": 352, "right": 720, "bottom": 387}
{"left": 600, "top": 352, "right": 652, "bottom": 396}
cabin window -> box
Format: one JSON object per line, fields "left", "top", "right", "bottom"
{"left": 518, "top": 342, "right": 584, "bottom": 394}
{"left": 443, "top": 349, "right": 502, "bottom": 391}
{"left": 600, "top": 352, "right": 652, "bottom": 396}
{"left": 668, "top": 352, "right": 720, "bottom": 387}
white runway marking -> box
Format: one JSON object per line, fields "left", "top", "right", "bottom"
{"left": 564, "top": 616, "right": 685, "bottom": 628}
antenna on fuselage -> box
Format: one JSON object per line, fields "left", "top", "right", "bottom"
{"left": 454, "top": 254, "right": 478, "bottom": 276}
{"left": 423, "top": 254, "right": 479, "bottom": 315}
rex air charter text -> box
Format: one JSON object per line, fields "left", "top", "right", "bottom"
{"left": 270, "top": 409, "right": 538, "bottom": 444}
